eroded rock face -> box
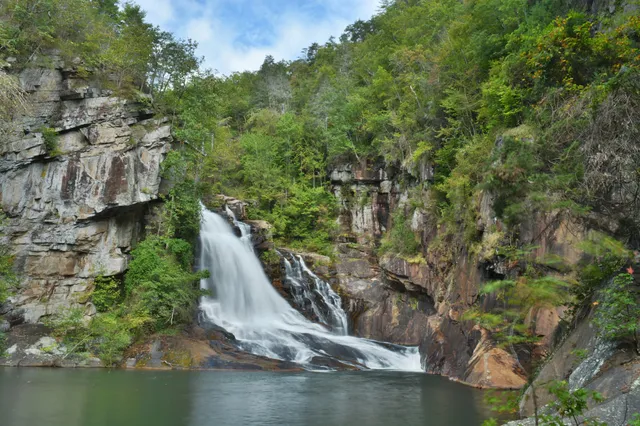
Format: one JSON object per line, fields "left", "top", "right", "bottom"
{"left": 326, "top": 159, "right": 594, "bottom": 389}
{"left": 0, "top": 62, "right": 171, "bottom": 324}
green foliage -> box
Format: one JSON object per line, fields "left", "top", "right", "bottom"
{"left": 0, "top": 70, "right": 28, "bottom": 131}
{"left": 125, "top": 236, "right": 208, "bottom": 331}
{"left": 259, "top": 249, "right": 280, "bottom": 267}
{"left": 48, "top": 307, "right": 88, "bottom": 351}
{"left": 629, "top": 414, "right": 640, "bottom": 426}
{"left": 160, "top": 150, "right": 202, "bottom": 242}
{"left": 91, "top": 275, "right": 122, "bottom": 313}
{"left": 49, "top": 307, "right": 150, "bottom": 366}
{"left": 261, "top": 183, "right": 337, "bottom": 255}
{"left": 541, "top": 381, "right": 605, "bottom": 426}
{"left": 379, "top": 209, "right": 421, "bottom": 257}
{"left": 0, "top": 214, "right": 18, "bottom": 305}
{"left": 465, "top": 248, "right": 573, "bottom": 355}
{"left": 574, "top": 233, "right": 631, "bottom": 306}
{"left": 594, "top": 272, "right": 640, "bottom": 354}
{"left": 0, "top": 331, "right": 5, "bottom": 357}
{"left": 40, "top": 127, "right": 60, "bottom": 156}
{"left": 0, "top": 0, "right": 201, "bottom": 97}
{"left": 484, "top": 389, "right": 520, "bottom": 416}
{"left": 88, "top": 312, "right": 139, "bottom": 366}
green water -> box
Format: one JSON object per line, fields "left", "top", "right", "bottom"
{"left": 0, "top": 368, "right": 493, "bottom": 425}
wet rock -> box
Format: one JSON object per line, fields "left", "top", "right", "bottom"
{"left": 4, "top": 308, "right": 25, "bottom": 327}
{"left": 0, "top": 302, "right": 13, "bottom": 315}
{"left": 245, "top": 220, "right": 273, "bottom": 250}
{"left": 215, "top": 195, "right": 248, "bottom": 220}
{"left": 308, "top": 356, "right": 360, "bottom": 371}
{"left": 126, "top": 334, "right": 303, "bottom": 371}
{"left": 0, "top": 320, "right": 10, "bottom": 332}
{"left": 198, "top": 321, "right": 236, "bottom": 342}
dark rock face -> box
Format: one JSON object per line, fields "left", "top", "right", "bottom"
{"left": 515, "top": 310, "right": 640, "bottom": 423}
{"left": 0, "top": 59, "right": 171, "bottom": 324}
{"left": 327, "top": 159, "right": 536, "bottom": 388}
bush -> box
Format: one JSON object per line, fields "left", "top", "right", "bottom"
{"left": 594, "top": 272, "right": 640, "bottom": 354}
{"left": 125, "top": 236, "right": 208, "bottom": 330}
{"left": 0, "top": 214, "right": 18, "bottom": 304}
{"left": 0, "top": 71, "right": 28, "bottom": 130}
{"left": 49, "top": 307, "right": 150, "bottom": 366}
{"left": 88, "top": 312, "right": 136, "bottom": 366}
{"left": 541, "top": 381, "right": 604, "bottom": 426}
{"left": 379, "top": 209, "right": 420, "bottom": 258}
{"left": 40, "top": 127, "right": 61, "bottom": 156}
{"left": 0, "top": 332, "right": 6, "bottom": 357}
{"left": 91, "top": 275, "right": 122, "bottom": 313}
{"left": 253, "top": 183, "right": 337, "bottom": 256}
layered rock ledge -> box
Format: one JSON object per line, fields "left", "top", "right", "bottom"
{"left": 0, "top": 60, "right": 171, "bottom": 325}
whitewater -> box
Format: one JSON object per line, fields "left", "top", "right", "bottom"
{"left": 198, "top": 205, "right": 422, "bottom": 371}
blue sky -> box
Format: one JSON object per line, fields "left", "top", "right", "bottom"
{"left": 132, "top": 0, "right": 381, "bottom": 75}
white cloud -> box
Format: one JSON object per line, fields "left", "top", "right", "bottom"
{"left": 135, "top": 0, "right": 176, "bottom": 27}
{"left": 133, "top": 0, "right": 381, "bottom": 75}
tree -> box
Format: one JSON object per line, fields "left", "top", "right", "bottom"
{"left": 594, "top": 271, "right": 640, "bottom": 354}
{"left": 98, "top": 4, "right": 155, "bottom": 91}
{"left": 148, "top": 30, "right": 201, "bottom": 100}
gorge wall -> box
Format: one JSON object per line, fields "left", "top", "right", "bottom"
{"left": 321, "top": 159, "right": 589, "bottom": 389}
{"left": 0, "top": 58, "right": 171, "bottom": 328}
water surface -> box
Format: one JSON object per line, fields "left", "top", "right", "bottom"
{"left": 0, "top": 368, "right": 492, "bottom": 426}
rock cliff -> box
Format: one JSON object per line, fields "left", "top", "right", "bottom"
{"left": 325, "top": 159, "right": 592, "bottom": 389}
{"left": 0, "top": 59, "right": 171, "bottom": 326}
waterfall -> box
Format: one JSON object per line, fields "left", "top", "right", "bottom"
{"left": 282, "top": 254, "right": 349, "bottom": 335}
{"left": 199, "top": 205, "right": 422, "bottom": 371}
{"left": 224, "top": 205, "right": 253, "bottom": 250}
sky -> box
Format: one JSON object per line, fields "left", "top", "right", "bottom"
{"left": 132, "top": 0, "right": 381, "bottom": 75}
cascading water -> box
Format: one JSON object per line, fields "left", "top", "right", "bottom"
{"left": 282, "top": 254, "right": 349, "bottom": 335}
{"left": 224, "top": 205, "right": 253, "bottom": 250}
{"left": 199, "top": 205, "right": 422, "bottom": 371}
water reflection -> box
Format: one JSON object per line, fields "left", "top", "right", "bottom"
{"left": 0, "top": 368, "right": 490, "bottom": 426}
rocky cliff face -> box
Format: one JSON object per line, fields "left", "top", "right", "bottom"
{"left": 326, "top": 159, "right": 591, "bottom": 389}
{"left": 0, "top": 59, "right": 171, "bottom": 326}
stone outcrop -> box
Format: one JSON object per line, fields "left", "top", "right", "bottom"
{"left": 0, "top": 59, "right": 171, "bottom": 325}
{"left": 508, "top": 307, "right": 640, "bottom": 425}
{"left": 326, "top": 158, "right": 594, "bottom": 389}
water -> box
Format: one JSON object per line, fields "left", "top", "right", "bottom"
{"left": 224, "top": 205, "right": 253, "bottom": 250}
{"left": 0, "top": 368, "right": 492, "bottom": 426}
{"left": 198, "top": 205, "right": 421, "bottom": 370}
{"left": 282, "top": 253, "right": 349, "bottom": 334}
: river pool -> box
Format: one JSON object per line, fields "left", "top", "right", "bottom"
{"left": 0, "top": 368, "right": 494, "bottom": 426}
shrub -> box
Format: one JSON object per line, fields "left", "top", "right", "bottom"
{"left": 41, "top": 127, "right": 61, "bottom": 156}
{"left": 49, "top": 307, "right": 150, "bottom": 366}
{"left": 0, "top": 71, "right": 28, "bottom": 130}
{"left": 594, "top": 272, "right": 640, "bottom": 354}
{"left": 125, "top": 236, "right": 208, "bottom": 330}
{"left": 541, "top": 381, "right": 604, "bottom": 426}
{"left": 379, "top": 209, "right": 420, "bottom": 257}
{"left": 91, "top": 275, "right": 122, "bottom": 313}
{"left": 0, "top": 213, "right": 18, "bottom": 304}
